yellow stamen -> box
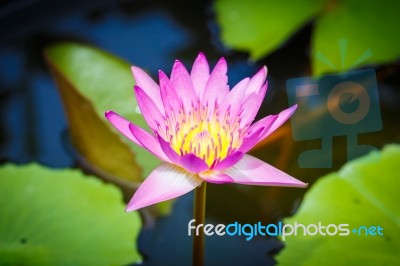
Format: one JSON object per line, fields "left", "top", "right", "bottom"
{"left": 163, "top": 103, "right": 244, "bottom": 167}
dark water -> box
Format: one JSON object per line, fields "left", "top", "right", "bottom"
{"left": 1, "top": 0, "right": 399, "bottom": 265}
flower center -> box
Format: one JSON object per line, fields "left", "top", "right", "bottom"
{"left": 162, "top": 103, "right": 245, "bottom": 167}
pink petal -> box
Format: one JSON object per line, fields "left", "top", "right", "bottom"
{"left": 238, "top": 92, "right": 263, "bottom": 127}
{"left": 219, "top": 77, "right": 249, "bottom": 122}
{"left": 238, "top": 126, "right": 266, "bottom": 153}
{"left": 258, "top": 80, "right": 268, "bottom": 99}
{"left": 247, "top": 114, "right": 278, "bottom": 136}
{"left": 105, "top": 111, "right": 141, "bottom": 146}
{"left": 170, "top": 60, "right": 197, "bottom": 111}
{"left": 126, "top": 163, "right": 203, "bottom": 211}
{"left": 222, "top": 154, "right": 307, "bottom": 187}
{"left": 129, "top": 123, "right": 170, "bottom": 162}
{"left": 239, "top": 83, "right": 268, "bottom": 127}
{"left": 199, "top": 171, "right": 234, "bottom": 184}
{"left": 157, "top": 135, "right": 181, "bottom": 164}
{"left": 159, "top": 70, "right": 181, "bottom": 117}
{"left": 245, "top": 66, "right": 268, "bottom": 96}
{"left": 258, "top": 104, "right": 297, "bottom": 141}
{"left": 239, "top": 115, "right": 278, "bottom": 153}
{"left": 131, "top": 66, "right": 165, "bottom": 114}
{"left": 202, "top": 57, "right": 229, "bottom": 108}
{"left": 212, "top": 151, "right": 244, "bottom": 171}
{"left": 134, "top": 86, "right": 165, "bottom": 132}
{"left": 190, "top": 52, "right": 210, "bottom": 98}
{"left": 180, "top": 153, "right": 209, "bottom": 174}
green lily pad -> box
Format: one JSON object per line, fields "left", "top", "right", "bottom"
{"left": 312, "top": 0, "right": 400, "bottom": 75}
{"left": 45, "top": 43, "right": 160, "bottom": 180}
{"left": 214, "top": 0, "right": 326, "bottom": 60}
{"left": 215, "top": 0, "right": 400, "bottom": 75}
{"left": 0, "top": 164, "right": 142, "bottom": 266}
{"left": 276, "top": 144, "right": 400, "bottom": 265}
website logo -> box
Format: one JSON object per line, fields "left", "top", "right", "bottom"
{"left": 188, "top": 219, "right": 384, "bottom": 241}
{"left": 286, "top": 40, "right": 382, "bottom": 168}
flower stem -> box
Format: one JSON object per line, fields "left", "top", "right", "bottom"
{"left": 192, "top": 181, "right": 207, "bottom": 266}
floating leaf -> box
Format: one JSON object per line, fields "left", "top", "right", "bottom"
{"left": 0, "top": 164, "right": 142, "bottom": 266}
{"left": 215, "top": 0, "right": 400, "bottom": 75}
{"left": 47, "top": 57, "right": 141, "bottom": 187}
{"left": 312, "top": 0, "right": 400, "bottom": 75}
{"left": 276, "top": 144, "right": 400, "bottom": 265}
{"left": 214, "top": 0, "right": 326, "bottom": 60}
{"left": 45, "top": 43, "right": 160, "bottom": 181}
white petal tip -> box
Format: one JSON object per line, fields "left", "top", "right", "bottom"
{"left": 125, "top": 206, "right": 136, "bottom": 213}
{"left": 130, "top": 66, "right": 140, "bottom": 76}
{"left": 263, "top": 65, "right": 268, "bottom": 75}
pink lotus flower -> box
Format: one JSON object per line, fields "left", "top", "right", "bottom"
{"left": 105, "top": 53, "right": 306, "bottom": 212}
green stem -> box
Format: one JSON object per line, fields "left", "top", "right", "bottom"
{"left": 192, "top": 181, "right": 207, "bottom": 266}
